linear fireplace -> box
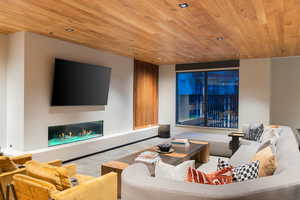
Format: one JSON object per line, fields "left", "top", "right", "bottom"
{"left": 48, "top": 121, "right": 103, "bottom": 147}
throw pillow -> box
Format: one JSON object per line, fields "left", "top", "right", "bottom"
{"left": 260, "top": 128, "right": 280, "bottom": 144}
{"left": 251, "top": 146, "right": 277, "bottom": 177}
{"left": 155, "top": 160, "right": 195, "bottom": 181}
{"left": 217, "top": 158, "right": 231, "bottom": 170}
{"left": 69, "top": 177, "right": 79, "bottom": 187}
{"left": 0, "top": 156, "right": 17, "bottom": 172}
{"left": 186, "top": 167, "right": 233, "bottom": 185}
{"left": 268, "top": 125, "right": 280, "bottom": 129}
{"left": 26, "top": 160, "right": 72, "bottom": 191}
{"left": 257, "top": 137, "right": 278, "bottom": 153}
{"left": 232, "top": 160, "right": 260, "bottom": 182}
{"left": 244, "top": 123, "right": 264, "bottom": 142}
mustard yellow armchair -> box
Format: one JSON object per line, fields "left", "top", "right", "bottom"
{"left": 12, "top": 172, "right": 117, "bottom": 200}
{"left": 0, "top": 154, "right": 33, "bottom": 200}
{"left": 0, "top": 155, "right": 62, "bottom": 200}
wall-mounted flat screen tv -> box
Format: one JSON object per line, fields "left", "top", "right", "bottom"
{"left": 51, "top": 58, "right": 111, "bottom": 106}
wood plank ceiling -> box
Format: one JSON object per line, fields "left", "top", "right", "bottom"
{"left": 0, "top": 0, "right": 299, "bottom": 64}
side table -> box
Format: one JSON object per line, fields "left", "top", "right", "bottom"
{"left": 228, "top": 132, "right": 244, "bottom": 155}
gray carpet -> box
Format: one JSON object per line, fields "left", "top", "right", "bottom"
{"left": 67, "top": 137, "right": 225, "bottom": 176}
{"left": 67, "top": 137, "right": 167, "bottom": 176}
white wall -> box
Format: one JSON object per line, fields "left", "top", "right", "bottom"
{"left": 6, "top": 32, "right": 26, "bottom": 151}
{"left": 23, "top": 32, "right": 135, "bottom": 151}
{"left": 0, "top": 34, "right": 8, "bottom": 149}
{"left": 159, "top": 58, "right": 271, "bottom": 135}
{"left": 158, "top": 65, "right": 175, "bottom": 125}
{"left": 239, "top": 58, "right": 271, "bottom": 127}
{"left": 271, "top": 56, "right": 300, "bottom": 134}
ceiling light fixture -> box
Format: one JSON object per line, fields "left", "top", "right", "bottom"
{"left": 65, "top": 28, "right": 75, "bottom": 32}
{"left": 178, "top": 3, "right": 189, "bottom": 8}
{"left": 216, "top": 37, "right": 224, "bottom": 41}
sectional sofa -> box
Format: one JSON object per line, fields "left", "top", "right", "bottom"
{"left": 122, "top": 126, "right": 300, "bottom": 200}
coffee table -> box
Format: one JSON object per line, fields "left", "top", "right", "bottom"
{"left": 101, "top": 140, "right": 209, "bottom": 197}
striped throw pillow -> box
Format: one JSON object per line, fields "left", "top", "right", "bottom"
{"left": 186, "top": 167, "right": 233, "bottom": 185}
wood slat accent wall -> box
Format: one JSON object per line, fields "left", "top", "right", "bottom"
{"left": 134, "top": 60, "right": 159, "bottom": 129}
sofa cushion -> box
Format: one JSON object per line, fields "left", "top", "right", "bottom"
{"left": 260, "top": 128, "right": 280, "bottom": 144}
{"left": 257, "top": 138, "right": 277, "bottom": 153}
{"left": 187, "top": 167, "right": 233, "bottom": 185}
{"left": 274, "top": 127, "right": 300, "bottom": 174}
{"left": 155, "top": 160, "right": 195, "bottom": 181}
{"left": 0, "top": 156, "right": 17, "bottom": 172}
{"left": 229, "top": 143, "right": 260, "bottom": 166}
{"left": 251, "top": 146, "right": 277, "bottom": 177}
{"left": 26, "top": 160, "right": 72, "bottom": 191}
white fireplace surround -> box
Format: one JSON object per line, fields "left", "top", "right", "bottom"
{"left": 4, "top": 126, "right": 158, "bottom": 162}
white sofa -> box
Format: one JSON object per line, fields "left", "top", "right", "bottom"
{"left": 122, "top": 126, "right": 300, "bottom": 200}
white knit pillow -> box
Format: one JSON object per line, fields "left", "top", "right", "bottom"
{"left": 155, "top": 160, "right": 195, "bottom": 181}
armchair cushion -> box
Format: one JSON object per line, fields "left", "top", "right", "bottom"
{"left": 26, "top": 160, "right": 72, "bottom": 191}
{"left": 62, "top": 164, "right": 77, "bottom": 177}
{"left": 51, "top": 172, "right": 117, "bottom": 200}
{"left": 13, "top": 174, "right": 58, "bottom": 200}
{"left": 0, "top": 156, "right": 17, "bottom": 173}
{"left": 73, "top": 174, "right": 94, "bottom": 184}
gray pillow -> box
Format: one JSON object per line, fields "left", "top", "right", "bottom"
{"left": 257, "top": 138, "right": 277, "bottom": 153}
{"left": 244, "top": 123, "right": 264, "bottom": 142}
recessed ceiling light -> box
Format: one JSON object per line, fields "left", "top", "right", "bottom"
{"left": 178, "top": 3, "right": 189, "bottom": 8}
{"left": 65, "top": 28, "right": 75, "bottom": 32}
{"left": 216, "top": 37, "right": 224, "bottom": 41}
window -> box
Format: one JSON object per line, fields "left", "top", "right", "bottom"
{"left": 176, "top": 70, "right": 239, "bottom": 128}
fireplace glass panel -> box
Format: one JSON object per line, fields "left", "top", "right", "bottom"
{"left": 48, "top": 121, "right": 103, "bottom": 147}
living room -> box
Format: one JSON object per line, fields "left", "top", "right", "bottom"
{"left": 0, "top": 1, "right": 300, "bottom": 200}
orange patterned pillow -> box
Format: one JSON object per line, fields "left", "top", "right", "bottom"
{"left": 186, "top": 167, "right": 233, "bottom": 185}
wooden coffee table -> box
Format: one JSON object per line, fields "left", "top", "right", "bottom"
{"left": 101, "top": 140, "right": 209, "bottom": 197}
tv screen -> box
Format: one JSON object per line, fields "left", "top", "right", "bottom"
{"left": 51, "top": 58, "right": 111, "bottom": 106}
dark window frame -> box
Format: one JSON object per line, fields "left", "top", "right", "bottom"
{"left": 176, "top": 68, "right": 239, "bottom": 129}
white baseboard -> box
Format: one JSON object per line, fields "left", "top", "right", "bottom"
{"left": 3, "top": 126, "right": 158, "bottom": 162}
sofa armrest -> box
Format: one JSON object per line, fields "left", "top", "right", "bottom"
{"left": 62, "top": 164, "right": 77, "bottom": 177}
{"left": 46, "top": 160, "right": 63, "bottom": 167}
{"left": 11, "top": 154, "right": 32, "bottom": 165}
{"left": 51, "top": 172, "right": 117, "bottom": 200}
{"left": 0, "top": 168, "right": 26, "bottom": 179}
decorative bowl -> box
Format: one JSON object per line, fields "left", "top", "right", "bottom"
{"left": 157, "top": 143, "right": 172, "bottom": 152}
